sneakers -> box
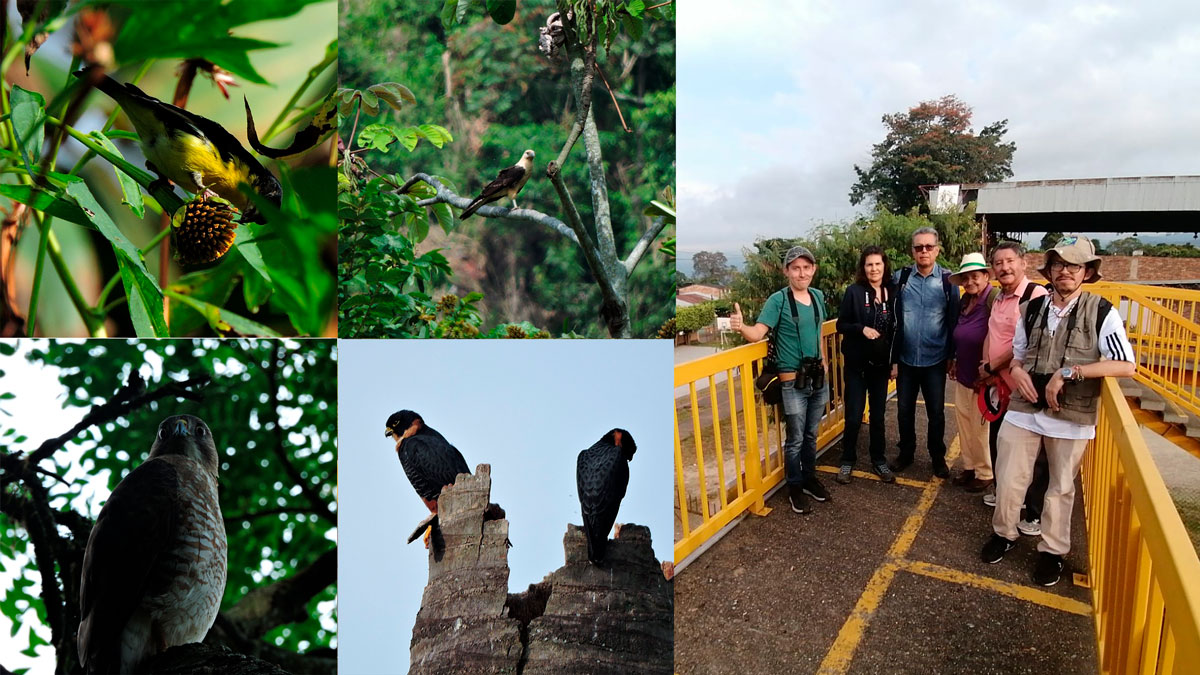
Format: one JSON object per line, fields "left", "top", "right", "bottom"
{"left": 889, "top": 456, "right": 914, "bottom": 473}
{"left": 981, "top": 534, "right": 1016, "bottom": 564}
{"left": 835, "top": 465, "right": 853, "bottom": 485}
{"left": 931, "top": 459, "right": 950, "bottom": 479}
{"left": 952, "top": 469, "right": 976, "bottom": 486}
{"left": 1018, "top": 518, "right": 1042, "bottom": 536}
{"left": 788, "top": 484, "right": 810, "bottom": 513}
{"left": 803, "top": 475, "right": 830, "bottom": 502}
{"left": 1033, "top": 552, "right": 1065, "bottom": 586}
{"left": 874, "top": 463, "right": 896, "bottom": 484}
{"left": 983, "top": 484, "right": 997, "bottom": 507}
{"left": 965, "top": 478, "right": 992, "bottom": 494}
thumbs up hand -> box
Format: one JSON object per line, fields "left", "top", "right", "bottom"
{"left": 730, "top": 302, "right": 744, "bottom": 332}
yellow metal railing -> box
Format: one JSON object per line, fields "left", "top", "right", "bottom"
{"left": 1091, "top": 284, "right": 1200, "bottom": 418}
{"left": 674, "top": 320, "right": 844, "bottom": 563}
{"left": 1083, "top": 378, "right": 1200, "bottom": 673}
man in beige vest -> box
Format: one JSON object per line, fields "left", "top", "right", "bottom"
{"left": 980, "top": 235, "right": 1135, "bottom": 586}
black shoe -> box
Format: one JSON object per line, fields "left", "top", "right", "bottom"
{"left": 931, "top": 460, "right": 950, "bottom": 479}
{"left": 802, "top": 475, "right": 829, "bottom": 502}
{"left": 1033, "top": 552, "right": 1065, "bottom": 586}
{"left": 874, "top": 463, "right": 896, "bottom": 484}
{"left": 981, "top": 534, "right": 1016, "bottom": 564}
{"left": 889, "top": 456, "right": 914, "bottom": 473}
{"left": 788, "top": 484, "right": 810, "bottom": 513}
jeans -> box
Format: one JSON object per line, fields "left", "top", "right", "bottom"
{"left": 782, "top": 379, "right": 829, "bottom": 485}
{"left": 896, "top": 362, "right": 947, "bottom": 462}
{"left": 990, "top": 412, "right": 1048, "bottom": 519}
{"left": 840, "top": 365, "right": 889, "bottom": 467}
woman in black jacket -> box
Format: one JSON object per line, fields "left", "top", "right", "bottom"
{"left": 835, "top": 245, "right": 898, "bottom": 485}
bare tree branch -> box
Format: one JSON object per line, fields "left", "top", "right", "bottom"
{"left": 222, "top": 548, "right": 337, "bottom": 640}
{"left": 398, "top": 173, "right": 578, "bottom": 244}
{"left": 624, "top": 215, "right": 669, "bottom": 274}
{"left": 25, "top": 373, "right": 211, "bottom": 466}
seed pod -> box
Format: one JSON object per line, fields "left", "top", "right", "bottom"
{"left": 171, "top": 199, "right": 237, "bottom": 266}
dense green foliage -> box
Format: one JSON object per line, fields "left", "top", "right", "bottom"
{"left": 339, "top": 0, "right": 675, "bottom": 337}
{"left": 676, "top": 303, "right": 715, "bottom": 333}
{"left": 0, "top": 340, "right": 337, "bottom": 669}
{"left": 1103, "top": 237, "right": 1200, "bottom": 258}
{"left": 2, "top": 1, "right": 336, "bottom": 338}
{"left": 850, "top": 95, "right": 1016, "bottom": 214}
{"left": 730, "top": 208, "right": 983, "bottom": 321}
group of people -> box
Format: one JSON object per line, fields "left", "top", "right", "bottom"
{"left": 729, "top": 229, "right": 1136, "bottom": 586}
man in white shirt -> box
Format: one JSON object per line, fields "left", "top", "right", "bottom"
{"left": 980, "top": 235, "right": 1136, "bottom": 586}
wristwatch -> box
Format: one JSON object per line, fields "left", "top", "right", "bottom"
{"left": 1061, "top": 367, "right": 1083, "bottom": 382}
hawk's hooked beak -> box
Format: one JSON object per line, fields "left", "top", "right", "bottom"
{"left": 169, "top": 418, "right": 191, "bottom": 438}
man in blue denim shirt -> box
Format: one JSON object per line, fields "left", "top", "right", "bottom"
{"left": 890, "top": 227, "right": 959, "bottom": 478}
{"left": 730, "top": 246, "right": 830, "bottom": 513}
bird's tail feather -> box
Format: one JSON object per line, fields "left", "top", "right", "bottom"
{"left": 407, "top": 513, "right": 438, "bottom": 544}
{"left": 585, "top": 520, "right": 607, "bottom": 564}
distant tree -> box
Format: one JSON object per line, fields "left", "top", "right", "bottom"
{"left": 676, "top": 269, "right": 692, "bottom": 287}
{"left": 692, "top": 251, "right": 732, "bottom": 285}
{"left": 1107, "top": 236, "right": 1142, "bottom": 256}
{"left": 1041, "top": 231, "right": 1065, "bottom": 251}
{"left": 850, "top": 95, "right": 1017, "bottom": 214}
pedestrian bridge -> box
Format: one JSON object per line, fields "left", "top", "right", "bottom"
{"left": 673, "top": 282, "right": 1200, "bottom": 674}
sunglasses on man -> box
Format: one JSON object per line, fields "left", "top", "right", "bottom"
{"left": 912, "top": 244, "right": 938, "bottom": 252}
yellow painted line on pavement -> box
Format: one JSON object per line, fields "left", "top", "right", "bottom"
{"left": 899, "top": 560, "right": 1092, "bottom": 616}
{"left": 817, "top": 438, "right": 960, "bottom": 674}
{"left": 815, "top": 465, "right": 929, "bottom": 489}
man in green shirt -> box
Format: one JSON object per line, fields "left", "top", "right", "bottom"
{"left": 730, "top": 246, "right": 830, "bottom": 513}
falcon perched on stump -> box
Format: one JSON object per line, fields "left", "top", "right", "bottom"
{"left": 576, "top": 428, "right": 637, "bottom": 565}
{"left": 77, "top": 415, "right": 227, "bottom": 675}
{"left": 385, "top": 410, "right": 471, "bottom": 548}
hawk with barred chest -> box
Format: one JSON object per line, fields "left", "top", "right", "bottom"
{"left": 78, "top": 415, "right": 227, "bottom": 674}
{"left": 577, "top": 428, "right": 637, "bottom": 564}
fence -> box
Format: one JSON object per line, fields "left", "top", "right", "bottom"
{"left": 1083, "top": 378, "right": 1200, "bottom": 673}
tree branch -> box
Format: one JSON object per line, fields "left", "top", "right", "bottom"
{"left": 550, "top": 14, "right": 597, "bottom": 170}
{"left": 398, "top": 173, "right": 578, "bottom": 244}
{"left": 623, "top": 215, "right": 668, "bottom": 275}
{"left": 24, "top": 373, "right": 211, "bottom": 466}
{"left": 222, "top": 548, "right": 336, "bottom": 640}
{"left": 264, "top": 345, "right": 336, "bottom": 526}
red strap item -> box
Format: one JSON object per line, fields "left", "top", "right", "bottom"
{"left": 977, "top": 379, "right": 1011, "bottom": 422}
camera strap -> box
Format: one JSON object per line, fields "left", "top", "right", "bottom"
{"left": 785, "top": 289, "right": 821, "bottom": 362}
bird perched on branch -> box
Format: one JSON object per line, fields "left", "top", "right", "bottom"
{"left": 459, "top": 149, "right": 535, "bottom": 219}
{"left": 577, "top": 428, "right": 637, "bottom": 565}
{"left": 76, "top": 70, "right": 282, "bottom": 223}
{"left": 78, "top": 415, "right": 227, "bottom": 675}
{"left": 386, "top": 410, "right": 471, "bottom": 548}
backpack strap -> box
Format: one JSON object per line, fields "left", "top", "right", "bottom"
{"left": 898, "top": 266, "right": 912, "bottom": 293}
{"left": 1023, "top": 294, "right": 1048, "bottom": 341}
{"left": 984, "top": 286, "right": 1001, "bottom": 311}
{"left": 1095, "top": 296, "right": 1113, "bottom": 336}
{"left": 1020, "top": 280, "right": 1040, "bottom": 304}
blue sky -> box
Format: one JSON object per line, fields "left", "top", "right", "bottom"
{"left": 678, "top": 1, "right": 1200, "bottom": 258}
{"left": 337, "top": 340, "right": 672, "bottom": 675}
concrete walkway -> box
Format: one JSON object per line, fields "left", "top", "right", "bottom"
{"left": 675, "top": 397, "right": 1097, "bottom": 675}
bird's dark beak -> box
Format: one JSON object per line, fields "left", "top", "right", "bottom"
{"left": 168, "top": 418, "right": 191, "bottom": 438}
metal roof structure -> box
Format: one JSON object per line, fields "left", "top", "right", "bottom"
{"left": 955, "top": 176, "right": 1200, "bottom": 233}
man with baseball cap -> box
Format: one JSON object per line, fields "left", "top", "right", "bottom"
{"left": 981, "top": 235, "right": 1135, "bottom": 586}
{"left": 730, "top": 245, "right": 830, "bottom": 514}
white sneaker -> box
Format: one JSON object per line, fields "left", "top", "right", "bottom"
{"left": 1018, "top": 518, "right": 1042, "bottom": 536}
{"left": 983, "top": 485, "right": 996, "bottom": 507}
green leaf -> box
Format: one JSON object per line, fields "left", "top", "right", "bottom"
{"left": 644, "top": 199, "right": 676, "bottom": 219}
{"left": 111, "top": 0, "right": 331, "bottom": 83}
{"left": 0, "top": 185, "right": 95, "bottom": 228}
{"left": 9, "top": 86, "right": 46, "bottom": 174}
{"left": 621, "top": 14, "right": 644, "bottom": 40}
{"left": 486, "top": 0, "right": 516, "bottom": 24}
{"left": 441, "top": 0, "right": 472, "bottom": 26}
{"left": 359, "top": 90, "right": 380, "bottom": 117}
{"left": 397, "top": 127, "right": 420, "bottom": 152}
{"left": 242, "top": 266, "right": 272, "bottom": 312}
{"left": 166, "top": 292, "right": 282, "bottom": 336}
{"left": 118, "top": 258, "right": 169, "bottom": 337}
{"left": 357, "top": 124, "right": 396, "bottom": 152}
{"left": 0, "top": 343, "right": 15, "bottom": 356}
{"left": 90, "top": 132, "right": 145, "bottom": 218}
{"left": 416, "top": 124, "right": 453, "bottom": 148}
{"left": 64, "top": 180, "right": 168, "bottom": 336}
{"left": 367, "top": 83, "right": 416, "bottom": 111}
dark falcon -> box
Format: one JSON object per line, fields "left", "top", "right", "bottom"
{"left": 576, "top": 428, "right": 637, "bottom": 564}
{"left": 385, "top": 410, "right": 471, "bottom": 546}
{"left": 459, "top": 149, "right": 535, "bottom": 219}
{"left": 78, "top": 415, "right": 227, "bottom": 674}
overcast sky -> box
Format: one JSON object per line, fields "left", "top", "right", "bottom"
{"left": 678, "top": 0, "right": 1200, "bottom": 260}
{"left": 338, "top": 340, "right": 671, "bottom": 675}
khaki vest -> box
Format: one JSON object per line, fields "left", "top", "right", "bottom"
{"left": 1009, "top": 292, "right": 1104, "bottom": 425}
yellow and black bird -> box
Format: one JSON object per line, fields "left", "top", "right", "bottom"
{"left": 79, "top": 71, "right": 282, "bottom": 224}
{"left": 459, "top": 149, "right": 535, "bottom": 219}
